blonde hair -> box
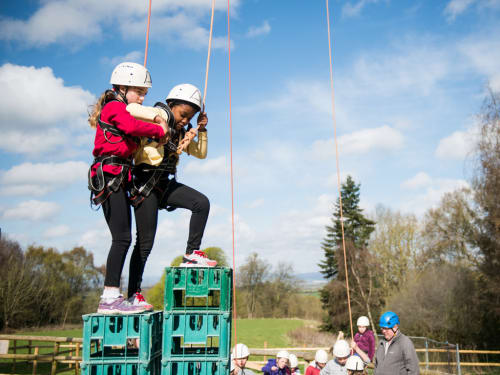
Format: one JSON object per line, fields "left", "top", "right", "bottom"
{"left": 88, "top": 89, "right": 118, "bottom": 128}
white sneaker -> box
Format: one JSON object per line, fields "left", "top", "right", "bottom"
{"left": 128, "top": 292, "right": 153, "bottom": 311}
{"left": 180, "top": 250, "right": 217, "bottom": 267}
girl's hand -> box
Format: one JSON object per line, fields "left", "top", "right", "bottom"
{"left": 155, "top": 115, "right": 169, "bottom": 134}
{"left": 197, "top": 111, "right": 208, "bottom": 131}
{"left": 271, "top": 366, "right": 278, "bottom": 372}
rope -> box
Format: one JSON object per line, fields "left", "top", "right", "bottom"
{"left": 227, "top": 0, "right": 238, "bottom": 346}
{"left": 143, "top": 0, "right": 152, "bottom": 67}
{"left": 176, "top": 0, "right": 216, "bottom": 154}
{"left": 325, "top": 0, "right": 354, "bottom": 342}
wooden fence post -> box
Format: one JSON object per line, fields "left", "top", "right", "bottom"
{"left": 75, "top": 342, "right": 80, "bottom": 375}
{"left": 264, "top": 341, "right": 267, "bottom": 363}
{"left": 425, "top": 339, "right": 429, "bottom": 371}
{"left": 32, "top": 346, "right": 39, "bottom": 375}
{"left": 51, "top": 342, "right": 59, "bottom": 375}
{"left": 12, "top": 339, "right": 16, "bottom": 373}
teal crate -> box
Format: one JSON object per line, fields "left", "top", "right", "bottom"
{"left": 164, "top": 268, "right": 232, "bottom": 312}
{"left": 161, "top": 359, "right": 230, "bottom": 375}
{"left": 82, "top": 311, "right": 162, "bottom": 362}
{"left": 82, "top": 354, "right": 161, "bottom": 375}
{"left": 162, "top": 312, "right": 231, "bottom": 359}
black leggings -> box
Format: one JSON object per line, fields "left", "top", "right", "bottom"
{"left": 102, "top": 185, "right": 132, "bottom": 288}
{"left": 127, "top": 179, "right": 210, "bottom": 297}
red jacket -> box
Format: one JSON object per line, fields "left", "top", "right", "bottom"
{"left": 91, "top": 100, "right": 165, "bottom": 177}
{"left": 305, "top": 364, "right": 320, "bottom": 375}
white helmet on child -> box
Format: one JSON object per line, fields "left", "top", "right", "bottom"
{"left": 357, "top": 316, "right": 370, "bottom": 327}
{"left": 166, "top": 83, "right": 202, "bottom": 110}
{"left": 289, "top": 354, "right": 298, "bottom": 368}
{"left": 345, "top": 356, "right": 364, "bottom": 371}
{"left": 110, "top": 62, "right": 152, "bottom": 88}
{"left": 315, "top": 349, "right": 328, "bottom": 364}
{"left": 276, "top": 350, "right": 290, "bottom": 359}
{"left": 333, "top": 340, "right": 350, "bottom": 358}
{"left": 232, "top": 343, "right": 250, "bottom": 359}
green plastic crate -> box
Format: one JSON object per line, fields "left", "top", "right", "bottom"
{"left": 161, "top": 359, "right": 229, "bottom": 375}
{"left": 164, "top": 268, "right": 232, "bottom": 312}
{"left": 162, "top": 312, "right": 231, "bottom": 359}
{"left": 81, "top": 354, "right": 162, "bottom": 375}
{"left": 82, "top": 311, "right": 162, "bottom": 362}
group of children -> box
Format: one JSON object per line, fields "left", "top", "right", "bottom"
{"left": 88, "top": 62, "right": 217, "bottom": 315}
{"left": 230, "top": 316, "right": 375, "bottom": 375}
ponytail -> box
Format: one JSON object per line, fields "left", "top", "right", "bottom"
{"left": 88, "top": 90, "right": 117, "bottom": 128}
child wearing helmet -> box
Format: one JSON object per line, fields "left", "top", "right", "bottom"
{"left": 305, "top": 349, "right": 328, "bottom": 375}
{"left": 352, "top": 316, "right": 375, "bottom": 361}
{"left": 124, "top": 83, "right": 215, "bottom": 302}
{"left": 320, "top": 340, "right": 350, "bottom": 375}
{"left": 345, "top": 356, "right": 365, "bottom": 375}
{"left": 262, "top": 350, "right": 291, "bottom": 375}
{"left": 288, "top": 354, "right": 301, "bottom": 375}
{"left": 88, "top": 62, "right": 168, "bottom": 314}
{"left": 373, "top": 311, "right": 420, "bottom": 375}
{"left": 232, "top": 343, "right": 256, "bottom": 375}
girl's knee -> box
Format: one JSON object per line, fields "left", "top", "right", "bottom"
{"left": 195, "top": 194, "right": 210, "bottom": 213}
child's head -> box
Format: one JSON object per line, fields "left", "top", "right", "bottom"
{"left": 314, "top": 349, "right": 328, "bottom": 369}
{"left": 232, "top": 343, "right": 250, "bottom": 369}
{"left": 289, "top": 354, "right": 298, "bottom": 369}
{"left": 110, "top": 62, "right": 152, "bottom": 105}
{"left": 166, "top": 84, "right": 202, "bottom": 130}
{"left": 356, "top": 316, "right": 370, "bottom": 334}
{"left": 333, "top": 340, "right": 350, "bottom": 366}
{"left": 345, "top": 355, "right": 364, "bottom": 374}
{"left": 89, "top": 62, "right": 152, "bottom": 128}
{"left": 276, "top": 350, "right": 290, "bottom": 369}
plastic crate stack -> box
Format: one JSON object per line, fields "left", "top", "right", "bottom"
{"left": 161, "top": 267, "right": 233, "bottom": 375}
{"left": 81, "top": 311, "right": 163, "bottom": 375}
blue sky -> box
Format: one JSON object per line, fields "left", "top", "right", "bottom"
{"left": 1, "top": 0, "right": 499, "bottom": 283}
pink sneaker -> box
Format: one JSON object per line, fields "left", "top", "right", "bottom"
{"left": 128, "top": 292, "right": 153, "bottom": 311}
{"left": 180, "top": 250, "right": 217, "bottom": 267}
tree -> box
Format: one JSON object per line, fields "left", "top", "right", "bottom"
{"left": 319, "top": 176, "right": 376, "bottom": 333}
{"left": 237, "top": 252, "right": 270, "bottom": 318}
{"left": 472, "top": 88, "right": 500, "bottom": 347}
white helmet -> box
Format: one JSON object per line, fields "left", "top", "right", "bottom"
{"left": 357, "top": 316, "right": 370, "bottom": 327}
{"left": 345, "top": 356, "right": 364, "bottom": 371}
{"left": 230, "top": 356, "right": 236, "bottom": 372}
{"left": 289, "top": 354, "right": 298, "bottom": 368}
{"left": 166, "top": 83, "right": 202, "bottom": 110}
{"left": 110, "top": 62, "right": 152, "bottom": 88}
{"left": 232, "top": 343, "right": 250, "bottom": 359}
{"left": 276, "top": 350, "right": 290, "bottom": 359}
{"left": 315, "top": 349, "right": 328, "bottom": 364}
{"left": 333, "top": 340, "right": 350, "bottom": 358}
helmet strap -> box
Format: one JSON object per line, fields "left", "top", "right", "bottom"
{"left": 114, "top": 86, "right": 129, "bottom": 104}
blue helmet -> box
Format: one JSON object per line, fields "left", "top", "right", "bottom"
{"left": 379, "top": 311, "right": 400, "bottom": 328}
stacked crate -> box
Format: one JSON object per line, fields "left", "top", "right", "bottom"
{"left": 161, "top": 267, "right": 233, "bottom": 375}
{"left": 81, "top": 311, "right": 163, "bottom": 375}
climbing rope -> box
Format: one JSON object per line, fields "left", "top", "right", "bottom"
{"left": 325, "top": 0, "right": 354, "bottom": 342}
{"left": 227, "top": 0, "right": 238, "bottom": 346}
{"left": 143, "top": 0, "right": 152, "bottom": 67}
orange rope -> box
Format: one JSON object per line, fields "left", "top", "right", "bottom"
{"left": 325, "top": 0, "right": 354, "bottom": 342}
{"left": 143, "top": 0, "right": 152, "bottom": 66}
{"left": 227, "top": 0, "right": 238, "bottom": 346}
{"left": 176, "top": 0, "right": 216, "bottom": 155}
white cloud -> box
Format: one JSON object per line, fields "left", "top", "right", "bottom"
{"left": 444, "top": 0, "right": 476, "bottom": 21}
{"left": 0, "top": 0, "right": 239, "bottom": 49}
{"left": 246, "top": 20, "right": 271, "bottom": 38}
{"left": 184, "top": 156, "right": 228, "bottom": 175}
{"left": 435, "top": 126, "right": 479, "bottom": 160}
{"left": 246, "top": 199, "right": 264, "bottom": 208}
{"left": 459, "top": 37, "right": 500, "bottom": 91}
{"left": 101, "top": 51, "right": 143, "bottom": 67}
{"left": 342, "top": 0, "right": 381, "bottom": 17}
{"left": 2, "top": 200, "right": 61, "bottom": 221}
{"left": 0, "top": 161, "right": 88, "bottom": 196}
{"left": 43, "top": 225, "right": 71, "bottom": 238}
{"left": 401, "top": 172, "right": 432, "bottom": 190}
{"left": 312, "top": 125, "right": 404, "bottom": 159}
{"left": 0, "top": 64, "right": 94, "bottom": 130}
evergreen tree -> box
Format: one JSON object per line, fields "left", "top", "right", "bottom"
{"left": 319, "top": 176, "right": 376, "bottom": 332}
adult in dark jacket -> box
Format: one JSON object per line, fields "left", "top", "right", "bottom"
{"left": 374, "top": 311, "right": 419, "bottom": 375}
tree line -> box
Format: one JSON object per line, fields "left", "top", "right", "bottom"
{"left": 319, "top": 89, "right": 500, "bottom": 349}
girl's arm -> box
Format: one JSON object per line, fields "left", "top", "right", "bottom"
{"left": 106, "top": 101, "right": 165, "bottom": 138}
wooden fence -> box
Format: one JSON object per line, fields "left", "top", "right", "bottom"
{"left": 0, "top": 334, "right": 82, "bottom": 375}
